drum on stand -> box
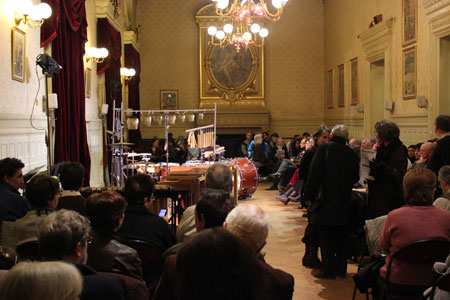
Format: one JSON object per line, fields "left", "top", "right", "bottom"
{"left": 231, "top": 158, "right": 259, "bottom": 198}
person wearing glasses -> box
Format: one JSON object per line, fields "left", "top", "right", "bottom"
{"left": 38, "top": 209, "right": 126, "bottom": 300}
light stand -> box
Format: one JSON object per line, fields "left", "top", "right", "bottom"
{"left": 36, "top": 54, "right": 62, "bottom": 174}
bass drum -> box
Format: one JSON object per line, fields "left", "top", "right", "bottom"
{"left": 231, "top": 158, "right": 259, "bottom": 198}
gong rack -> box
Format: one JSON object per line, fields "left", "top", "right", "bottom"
{"left": 110, "top": 102, "right": 217, "bottom": 187}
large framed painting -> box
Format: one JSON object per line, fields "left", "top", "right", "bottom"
{"left": 403, "top": 46, "right": 417, "bottom": 100}
{"left": 338, "top": 64, "right": 345, "bottom": 107}
{"left": 12, "top": 27, "right": 26, "bottom": 82}
{"left": 160, "top": 90, "right": 178, "bottom": 110}
{"left": 403, "top": 0, "right": 417, "bottom": 46}
{"left": 327, "top": 69, "right": 334, "bottom": 108}
{"left": 350, "top": 58, "right": 358, "bottom": 105}
{"left": 196, "top": 3, "right": 264, "bottom": 106}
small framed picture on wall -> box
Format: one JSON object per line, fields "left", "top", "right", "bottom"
{"left": 85, "top": 68, "right": 92, "bottom": 99}
{"left": 338, "top": 64, "right": 345, "bottom": 107}
{"left": 403, "top": 46, "right": 417, "bottom": 99}
{"left": 160, "top": 90, "right": 178, "bottom": 110}
{"left": 350, "top": 58, "right": 358, "bottom": 105}
{"left": 402, "top": 0, "right": 417, "bottom": 46}
{"left": 12, "top": 27, "right": 26, "bottom": 82}
{"left": 327, "top": 70, "right": 333, "bottom": 108}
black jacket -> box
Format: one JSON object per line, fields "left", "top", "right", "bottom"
{"left": 87, "top": 230, "right": 143, "bottom": 280}
{"left": 118, "top": 204, "right": 175, "bottom": 253}
{"left": 0, "top": 183, "right": 30, "bottom": 221}
{"left": 303, "top": 136, "right": 360, "bottom": 226}
{"left": 367, "top": 138, "right": 407, "bottom": 219}
{"left": 428, "top": 135, "right": 450, "bottom": 175}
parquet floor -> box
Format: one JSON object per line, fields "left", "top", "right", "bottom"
{"left": 241, "top": 181, "right": 366, "bottom": 300}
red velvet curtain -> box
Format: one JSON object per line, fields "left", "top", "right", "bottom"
{"left": 41, "top": 0, "right": 91, "bottom": 184}
{"left": 97, "top": 19, "right": 122, "bottom": 167}
{"left": 125, "top": 44, "right": 141, "bottom": 143}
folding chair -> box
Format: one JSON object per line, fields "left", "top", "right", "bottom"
{"left": 128, "top": 239, "right": 163, "bottom": 296}
{"left": 381, "top": 239, "right": 450, "bottom": 300}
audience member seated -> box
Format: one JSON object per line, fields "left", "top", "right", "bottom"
{"left": 57, "top": 162, "right": 87, "bottom": 215}
{"left": 38, "top": 209, "right": 126, "bottom": 300}
{"left": 0, "top": 261, "right": 82, "bottom": 300}
{"left": 367, "top": 120, "right": 408, "bottom": 220}
{"left": 224, "top": 204, "right": 294, "bottom": 300}
{"left": 434, "top": 165, "right": 450, "bottom": 211}
{"left": 1, "top": 174, "right": 59, "bottom": 251}
{"left": 149, "top": 137, "right": 164, "bottom": 163}
{"left": 154, "top": 190, "right": 234, "bottom": 300}
{"left": 86, "top": 191, "right": 143, "bottom": 280}
{"left": 250, "top": 133, "right": 268, "bottom": 175}
{"left": 241, "top": 132, "right": 253, "bottom": 157}
{"left": 118, "top": 174, "right": 175, "bottom": 253}
{"left": 164, "top": 188, "right": 233, "bottom": 257}
{"left": 379, "top": 168, "right": 450, "bottom": 294}
{"left": 157, "top": 228, "right": 264, "bottom": 300}
{"left": 407, "top": 144, "right": 417, "bottom": 164}
{"left": 118, "top": 174, "right": 175, "bottom": 293}
{"left": 0, "top": 158, "right": 29, "bottom": 221}
{"left": 176, "top": 163, "right": 232, "bottom": 243}
{"left": 411, "top": 142, "right": 436, "bottom": 169}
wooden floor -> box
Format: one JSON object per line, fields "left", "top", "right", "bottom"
{"left": 241, "top": 181, "right": 366, "bottom": 300}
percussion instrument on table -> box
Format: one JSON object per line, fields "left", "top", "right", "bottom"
{"left": 136, "top": 162, "right": 180, "bottom": 181}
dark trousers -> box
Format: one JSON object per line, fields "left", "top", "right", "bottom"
{"left": 318, "top": 225, "right": 350, "bottom": 277}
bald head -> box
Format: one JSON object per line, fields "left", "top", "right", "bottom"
{"left": 224, "top": 204, "right": 269, "bottom": 255}
{"left": 420, "top": 142, "right": 436, "bottom": 161}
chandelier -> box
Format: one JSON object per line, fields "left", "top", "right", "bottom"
{"left": 207, "top": 0, "right": 288, "bottom": 52}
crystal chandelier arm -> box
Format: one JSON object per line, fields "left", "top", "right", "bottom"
{"left": 215, "top": 0, "right": 238, "bottom": 17}
{"left": 258, "top": 0, "right": 284, "bottom": 21}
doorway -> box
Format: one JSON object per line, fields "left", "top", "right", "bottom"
{"left": 370, "top": 59, "right": 385, "bottom": 128}
{"left": 440, "top": 35, "right": 450, "bottom": 115}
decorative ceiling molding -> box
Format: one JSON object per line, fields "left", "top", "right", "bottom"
{"left": 359, "top": 18, "right": 394, "bottom": 62}
{"left": 96, "top": 0, "right": 123, "bottom": 33}
{"left": 123, "top": 30, "right": 140, "bottom": 52}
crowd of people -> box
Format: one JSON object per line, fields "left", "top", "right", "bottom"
{"left": 0, "top": 114, "right": 449, "bottom": 299}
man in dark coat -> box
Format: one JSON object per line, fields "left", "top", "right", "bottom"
{"left": 57, "top": 162, "right": 87, "bottom": 216}
{"left": 303, "top": 125, "right": 359, "bottom": 279}
{"left": 367, "top": 120, "right": 408, "bottom": 219}
{"left": 428, "top": 114, "right": 450, "bottom": 196}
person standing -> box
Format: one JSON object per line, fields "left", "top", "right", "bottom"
{"left": 428, "top": 114, "right": 450, "bottom": 196}
{"left": 303, "top": 125, "right": 359, "bottom": 279}
{"left": 367, "top": 120, "right": 408, "bottom": 219}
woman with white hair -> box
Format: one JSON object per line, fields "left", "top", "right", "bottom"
{"left": 0, "top": 261, "right": 82, "bottom": 300}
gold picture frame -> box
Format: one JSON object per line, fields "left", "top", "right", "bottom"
{"left": 338, "top": 64, "right": 345, "bottom": 107}
{"left": 402, "top": 0, "right": 417, "bottom": 47}
{"left": 12, "top": 27, "right": 26, "bottom": 82}
{"left": 327, "top": 69, "right": 334, "bottom": 109}
{"left": 160, "top": 90, "right": 178, "bottom": 110}
{"left": 350, "top": 58, "right": 358, "bottom": 105}
{"left": 403, "top": 46, "right": 417, "bottom": 100}
{"left": 85, "top": 68, "right": 92, "bottom": 99}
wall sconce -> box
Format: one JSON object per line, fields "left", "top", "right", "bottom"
{"left": 120, "top": 68, "right": 136, "bottom": 81}
{"left": 15, "top": 1, "right": 52, "bottom": 28}
{"left": 85, "top": 47, "right": 109, "bottom": 63}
